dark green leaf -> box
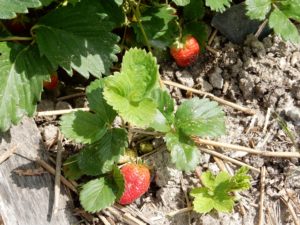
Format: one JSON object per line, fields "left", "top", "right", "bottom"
{"left": 205, "top": 0, "right": 231, "bottom": 12}
{"left": 78, "top": 128, "right": 128, "bottom": 175}
{"left": 245, "top": 0, "right": 272, "bottom": 20}
{"left": 269, "top": 8, "right": 300, "bottom": 43}
{"left": 80, "top": 177, "right": 118, "bottom": 212}
{"left": 63, "top": 154, "right": 83, "bottom": 180}
{"left": 34, "top": 0, "right": 120, "bottom": 78}
{"left": 60, "top": 111, "right": 107, "bottom": 144}
{"left": 175, "top": 98, "right": 225, "bottom": 138}
{"left": 0, "top": 0, "right": 41, "bottom": 19}
{"left": 86, "top": 79, "right": 117, "bottom": 124}
{"left": 172, "top": 0, "right": 190, "bottom": 6}
{"left": 103, "top": 48, "right": 159, "bottom": 127}
{"left": 183, "top": 0, "right": 205, "bottom": 21}
{"left": 165, "top": 131, "right": 200, "bottom": 171}
{"left": 183, "top": 21, "right": 208, "bottom": 49}
{"left": 151, "top": 89, "right": 175, "bottom": 123}
{"left": 133, "top": 5, "right": 179, "bottom": 49}
{"left": 39, "top": 0, "right": 54, "bottom": 6}
{"left": 100, "top": 1, "right": 125, "bottom": 27}
{"left": 0, "top": 42, "right": 53, "bottom": 132}
{"left": 112, "top": 166, "right": 125, "bottom": 200}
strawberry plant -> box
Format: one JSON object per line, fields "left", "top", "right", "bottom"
{"left": 191, "top": 167, "right": 251, "bottom": 213}
{"left": 60, "top": 48, "right": 226, "bottom": 212}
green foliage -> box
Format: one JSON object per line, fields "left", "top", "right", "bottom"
{"left": 133, "top": 5, "right": 179, "bottom": 49}
{"left": 0, "top": 0, "right": 41, "bottom": 19}
{"left": 60, "top": 111, "right": 107, "bottom": 144}
{"left": 205, "top": 0, "right": 231, "bottom": 12}
{"left": 0, "top": 43, "right": 53, "bottom": 132}
{"left": 183, "top": 0, "right": 205, "bottom": 21}
{"left": 79, "top": 166, "right": 124, "bottom": 213}
{"left": 245, "top": 0, "right": 300, "bottom": 43}
{"left": 245, "top": 0, "right": 271, "bottom": 20}
{"left": 172, "top": 0, "right": 190, "bottom": 6}
{"left": 103, "top": 48, "right": 159, "bottom": 127}
{"left": 165, "top": 131, "right": 200, "bottom": 171}
{"left": 269, "top": 8, "right": 300, "bottom": 44}
{"left": 191, "top": 167, "right": 251, "bottom": 213}
{"left": 33, "top": 0, "right": 120, "bottom": 78}
{"left": 175, "top": 98, "right": 226, "bottom": 138}
{"left": 78, "top": 128, "right": 128, "bottom": 175}
{"left": 63, "top": 154, "right": 84, "bottom": 180}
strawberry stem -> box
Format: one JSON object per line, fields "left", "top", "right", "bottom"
{"left": 0, "top": 36, "right": 33, "bottom": 42}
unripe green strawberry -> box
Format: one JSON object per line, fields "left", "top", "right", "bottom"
{"left": 118, "top": 163, "right": 150, "bottom": 205}
{"left": 170, "top": 35, "right": 200, "bottom": 67}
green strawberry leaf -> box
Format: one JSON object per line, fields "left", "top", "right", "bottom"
{"left": 0, "top": 42, "right": 54, "bottom": 132}
{"left": 86, "top": 79, "right": 117, "bottom": 124}
{"left": 245, "top": 0, "right": 272, "bottom": 20}
{"left": 205, "top": 0, "right": 231, "bottom": 12}
{"left": 80, "top": 176, "right": 120, "bottom": 213}
{"left": 33, "top": 0, "right": 120, "bottom": 78}
{"left": 63, "top": 154, "right": 83, "bottom": 180}
{"left": 269, "top": 8, "right": 300, "bottom": 44}
{"left": 78, "top": 128, "right": 128, "bottom": 176}
{"left": 103, "top": 48, "right": 159, "bottom": 127}
{"left": 0, "top": 0, "right": 41, "bottom": 19}
{"left": 165, "top": 131, "right": 200, "bottom": 171}
{"left": 229, "top": 166, "right": 251, "bottom": 191}
{"left": 150, "top": 89, "right": 174, "bottom": 132}
{"left": 133, "top": 5, "right": 179, "bottom": 49}
{"left": 279, "top": 0, "right": 300, "bottom": 21}
{"left": 151, "top": 89, "right": 175, "bottom": 123}
{"left": 191, "top": 168, "right": 250, "bottom": 213}
{"left": 39, "top": 0, "right": 54, "bottom": 6}
{"left": 172, "top": 0, "right": 190, "bottom": 6}
{"left": 112, "top": 166, "right": 125, "bottom": 200}
{"left": 60, "top": 111, "right": 107, "bottom": 144}
{"left": 175, "top": 98, "right": 225, "bottom": 138}
{"left": 183, "top": 0, "right": 205, "bottom": 21}
{"left": 190, "top": 187, "right": 215, "bottom": 213}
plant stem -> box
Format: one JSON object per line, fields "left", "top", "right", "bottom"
{"left": 0, "top": 36, "right": 33, "bottom": 42}
{"left": 131, "top": 1, "right": 152, "bottom": 52}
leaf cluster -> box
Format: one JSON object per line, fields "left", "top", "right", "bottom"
{"left": 190, "top": 167, "right": 251, "bottom": 213}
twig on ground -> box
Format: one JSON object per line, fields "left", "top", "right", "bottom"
{"left": 263, "top": 108, "right": 272, "bottom": 134}
{"left": 36, "top": 107, "right": 89, "bottom": 117}
{"left": 195, "top": 138, "right": 300, "bottom": 158}
{"left": 36, "top": 159, "right": 78, "bottom": 194}
{"left": 246, "top": 115, "right": 257, "bottom": 134}
{"left": 98, "top": 215, "right": 112, "bottom": 225}
{"left": 257, "top": 166, "right": 266, "bottom": 225}
{"left": 280, "top": 195, "right": 300, "bottom": 225}
{"left": 198, "top": 147, "right": 260, "bottom": 172}
{"left": 255, "top": 19, "right": 268, "bottom": 38}
{"left": 52, "top": 132, "right": 63, "bottom": 215}
{"left": 0, "top": 145, "right": 17, "bottom": 164}
{"left": 107, "top": 207, "right": 146, "bottom": 225}
{"left": 208, "top": 29, "right": 218, "bottom": 46}
{"left": 57, "top": 92, "right": 85, "bottom": 101}
{"left": 205, "top": 46, "right": 220, "bottom": 55}
{"left": 115, "top": 204, "right": 152, "bottom": 225}
{"left": 166, "top": 206, "right": 193, "bottom": 217}
{"left": 162, "top": 80, "right": 255, "bottom": 115}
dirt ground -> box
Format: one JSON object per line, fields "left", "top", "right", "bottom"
{"left": 37, "top": 32, "right": 300, "bottom": 225}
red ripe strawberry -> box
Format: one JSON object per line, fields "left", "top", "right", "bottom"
{"left": 118, "top": 163, "right": 150, "bottom": 205}
{"left": 170, "top": 35, "right": 200, "bottom": 67}
{"left": 43, "top": 72, "right": 59, "bottom": 90}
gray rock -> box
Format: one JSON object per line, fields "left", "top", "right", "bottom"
{"left": 292, "top": 81, "right": 300, "bottom": 100}
{"left": 285, "top": 106, "right": 300, "bottom": 123}
{"left": 239, "top": 77, "right": 255, "bottom": 99}
{"left": 209, "top": 67, "right": 224, "bottom": 89}
{"left": 42, "top": 124, "right": 59, "bottom": 148}
{"left": 211, "top": 3, "right": 271, "bottom": 44}
{"left": 175, "top": 71, "right": 194, "bottom": 87}
{"left": 37, "top": 99, "right": 55, "bottom": 112}
{"left": 291, "top": 51, "right": 300, "bottom": 67}
{"left": 55, "top": 101, "right": 72, "bottom": 110}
